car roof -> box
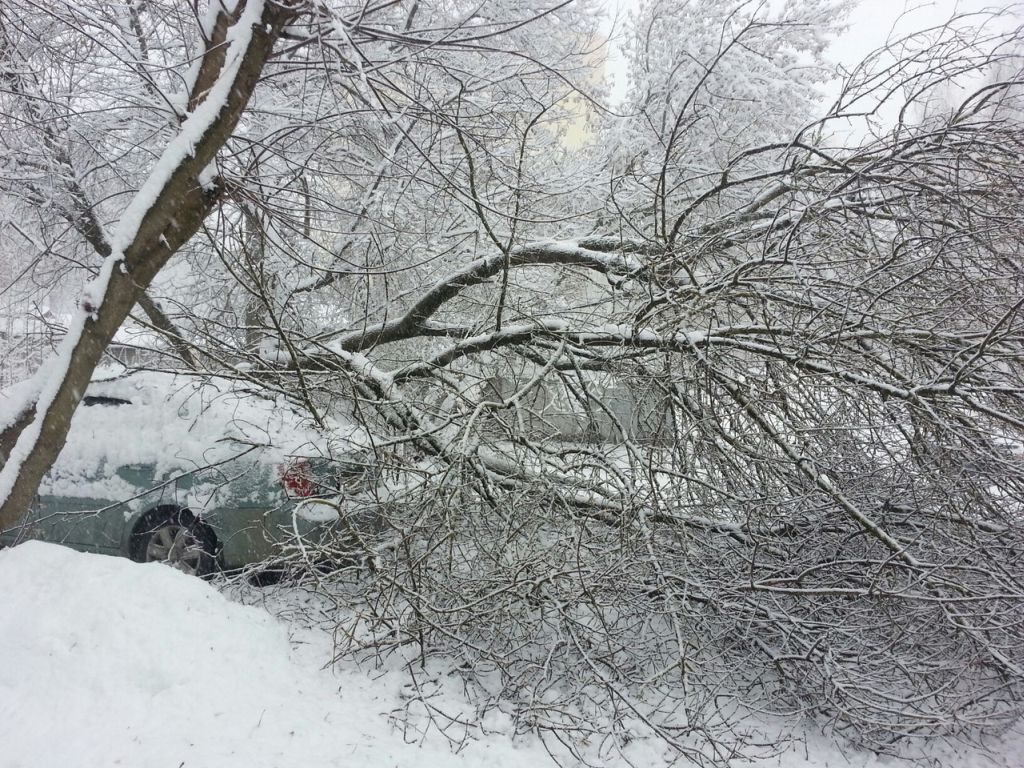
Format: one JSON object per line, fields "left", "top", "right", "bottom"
{"left": 47, "top": 369, "right": 365, "bottom": 477}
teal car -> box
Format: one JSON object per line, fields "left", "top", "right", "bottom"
{"left": 0, "top": 370, "right": 376, "bottom": 575}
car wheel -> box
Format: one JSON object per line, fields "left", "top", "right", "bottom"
{"left": 132, "top": 509, "right": 217, "bottom": 577}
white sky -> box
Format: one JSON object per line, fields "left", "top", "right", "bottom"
{"left": 601, "top": 0, "right": 1020, "bottom": 108}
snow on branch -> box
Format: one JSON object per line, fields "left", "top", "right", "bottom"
{"left": 333, "top": 239, "right": 651, "bottom": 352}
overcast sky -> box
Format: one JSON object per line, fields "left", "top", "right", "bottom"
{"left": 601, "top": 0, "right": 1018, "bottom": 109}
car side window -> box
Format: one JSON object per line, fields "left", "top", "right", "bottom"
{"left": 82, "top": 395, "right": 131, "bottom": 407}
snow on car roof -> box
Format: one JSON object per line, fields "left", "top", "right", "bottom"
{"left": 42, "top": 368, "right": 365, "bottom": 480}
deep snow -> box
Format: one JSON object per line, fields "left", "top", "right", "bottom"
{"left": 0, "top": 542, "right": 551, "bottom": 768}
{"left": 0, "top": 542, "right": 1019, "bottom": 768}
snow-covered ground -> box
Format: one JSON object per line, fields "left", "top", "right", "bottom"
{"left": 0, "top": 542, "right": 1019, "bottom": 768}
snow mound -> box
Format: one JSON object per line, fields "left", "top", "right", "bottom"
{"left": 1, "top": 542, "right": 1019, "bottom": 768}
{"left": 0, "top": 542, "right": 538, "bottom": 768}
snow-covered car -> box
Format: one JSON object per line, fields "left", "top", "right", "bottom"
{"left": 0, "top": 370, "right": 377, "bottom": 575}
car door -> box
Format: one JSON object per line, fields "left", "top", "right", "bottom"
{"left": 35, "top": 460, "right": 132, "bottom": 554}
{"left": 34, "top": 394, "right": 138, "bottom": 554}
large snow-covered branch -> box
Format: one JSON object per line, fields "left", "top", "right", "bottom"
{"left": 325, "top": 344, "right": 767, "bottom": 539}
{"left": 333, "top": 239, "right": 650, "bottom": 352}
{"left": 386, "top": 320, "right": 1024, "bottom": 437}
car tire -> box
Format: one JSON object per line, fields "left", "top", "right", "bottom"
{"left": 130, "top": 508, "right": 217, "bottom": 577}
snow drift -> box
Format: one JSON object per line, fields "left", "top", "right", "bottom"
{"left": 0, "top": 542, "right": 1018, "bottom": 768}
{"left": 0, "top": 542, "right": 545, "bottom": 768}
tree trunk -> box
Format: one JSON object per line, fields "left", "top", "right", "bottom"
{"left": 0, "top": 1, "right": 294, "bottom": 530}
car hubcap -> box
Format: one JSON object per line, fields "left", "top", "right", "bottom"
{"left": 146, "top": 524, "right": 204, "bottom": 574}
